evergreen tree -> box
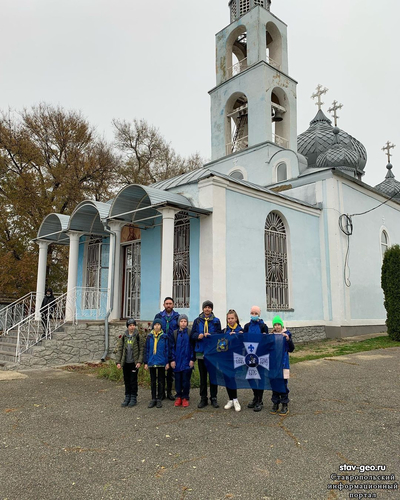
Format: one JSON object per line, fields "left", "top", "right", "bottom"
{"left": 381, "top": 244, "right": 400, "bottom": 341}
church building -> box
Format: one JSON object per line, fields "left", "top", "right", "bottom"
{"left": 35, "top": 0, "right": 400, "bottom": 340}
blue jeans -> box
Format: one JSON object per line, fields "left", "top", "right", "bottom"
{"left": 175, "top": 369, "right": 192, "bottom": 399}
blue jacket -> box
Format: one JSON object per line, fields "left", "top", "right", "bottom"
{"left": 222, "top": 324, "right": 243, "bottom": 335}
{"left": 275, "top": 329, "right": 294, "bottom": 370}
{"left": 154, "top": 310, "right": 180, "bottom": 336}
{"left": 191, "top": 313, "right": 222, "bottom": 355}
{"left": 243, "top": 319, "right": 269, "bottom": 334}
{"left": 144, "top": 330, "right": 169, "bottom": 367}
{"left": 170, "top": 327, "right": 195, "bottom": 372}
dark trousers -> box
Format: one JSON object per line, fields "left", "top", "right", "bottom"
{"left": 226, "top": 387, "right": 237, "bottom": 400}
{"left": 150, "top": 367, "right": 165, "bottom": 401}
{"left": 175, "top": 370, "right": 192, "bottom": 399}
{"left": 271, "top": 380, "right": 289, "bottom": 404}
{"left": 123, "top": 363, "right": 138, "bottom": 396}
{"left": 166, "top": 367, "right": 174, "bottom": 395}
{"left": 198, "top": 358, "right": 218, "bottom": 400}
{"left": 252, "top": 389, "right": 264, "bottom": 402}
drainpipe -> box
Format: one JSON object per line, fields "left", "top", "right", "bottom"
{"left": 101, "top": 222, "right": 116, "bottom": 362}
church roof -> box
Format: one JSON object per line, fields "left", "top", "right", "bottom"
{"left": 374, "top": 163, "right": 400, "bottom": 201}
{"left": 297, "top": 110, "right": 367, "bottom": 176}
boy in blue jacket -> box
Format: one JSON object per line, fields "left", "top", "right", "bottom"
{"left": 170, "top": 314, "right": 195, "bottom": 407}
{"left": 191, "top": 300, "right": 222, "bottom": 408}
{"left": 243, "top": 305, "right": 269, "bottom": 412}
{"left": 144, "top": 319, "right": 170, "bottom": 408}
{"left": 270, "top": 315, "right": 294, "bottom": 416}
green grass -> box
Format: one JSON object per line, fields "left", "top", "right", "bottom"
{"left": 290, "top": 335, "right": 400, "bottom": 364}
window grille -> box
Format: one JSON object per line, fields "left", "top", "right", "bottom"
{"left": 239, "top": 0, "right": 250, "bottom": 16}
{"left": 85, "top": 237, "right": 103, "bottom": 309}
{"left": 381, "top": 230, "right": 389, "bottom": 258}
{"left": 173, "top": 212, "right": 190, "bottom": 308}
{"left": 265, "top": 212, "right": 289, "bottom": 310}
{"left": 254, "top": 0, "right": 265, "bottom": 6}
{"left": 124, "top": 241, "right": 141, "bottom": 319}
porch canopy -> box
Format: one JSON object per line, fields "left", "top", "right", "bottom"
{"left": 36, "top": 213, "right": 71, "bottom": 245}
{"left": 109, "top": 184, "right": 210, "bottom": 226}
{"left": 68, "top": 200, "right": 112, "bottom": 236}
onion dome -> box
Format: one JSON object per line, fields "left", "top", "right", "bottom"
{"left": 297, "top": 110, "right": 367, "bottom": 177}
{"left": 374, "top": 163, "right": 400, "bottom": 201}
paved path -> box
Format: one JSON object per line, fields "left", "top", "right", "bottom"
{"left": 1, "top": 348, "right": 399, "bottom": 500}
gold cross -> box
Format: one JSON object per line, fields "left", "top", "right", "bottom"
{"left": 328, "top": 100, "right": 343, "bottom": 127}
{"left": 311, "top": 84, "right": 329, "bottom": 110}
{"left": 382, "top": 141, "right": 396, "bottom": 163}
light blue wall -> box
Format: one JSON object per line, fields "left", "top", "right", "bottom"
{"left": 225, "top": 190, "right": 324, "bottom": 326}
{"left": 342, "top": 184, "right": 400, "bottom": 320}
{"left": 140, "top": 224, "right": 162, "bottom": 320}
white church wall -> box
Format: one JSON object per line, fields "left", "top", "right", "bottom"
{"left": 224, "top": 188, "right": 323, "bottom": 326}
{"left": 341, "top": 182, "right": 400, "bottom": 323}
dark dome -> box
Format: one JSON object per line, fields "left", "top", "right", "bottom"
{"left": 297, "top": 110, "right": 367, "bottom": 176}
{"left": 375, "top": 163, "right": 400, "bottom": 201}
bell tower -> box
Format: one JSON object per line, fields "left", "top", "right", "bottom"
{"left": 209, "top": 1, "right": 298, "bottom": 169}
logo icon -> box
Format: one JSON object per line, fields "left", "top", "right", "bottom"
{"left": 233, "top": 342, "right": 270, "bottom": 379}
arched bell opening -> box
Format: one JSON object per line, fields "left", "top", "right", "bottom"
{"left": 271, "top": 88, "right": 289, "bottom": 149}
{"left": 225, "top": 92, "right": 249, "bottom": 155}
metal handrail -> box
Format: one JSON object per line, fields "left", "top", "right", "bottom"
{"left": 226, "top": 135, "right": 249, "bottom": 155}
{"left": 266, "top": 55, "right": 281, "bottom": 70}
{"left": 7, "top": 287, "right": 109, "bottom": 362}
{"left": 273, "top": 133, "right": 289, "bottom": 148}
{"left": 228, "top": 57, "right": 248, "bottom": 78}
{"left": 0, "top": 292, "right": 36, "bottom": 333}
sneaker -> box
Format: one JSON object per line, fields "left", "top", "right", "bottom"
{"left": 210, "top": 398, "right": 219, "bottom": 409}
{"left": 148, "top": 400, "right": 156, "bottom": 408}
{"left": 233, "top": 400, "right": 241, "bottom": 412}
{"left": 174, "top": 397, "right": 182, "bottom": 407}
{"left": 156, "top": 400, "right": 162, "bottom": 408}
{"left": 270, "top": 403, "right": 279, "bottom": 414}
{"left": 182, "top": 399, "right": 190, "bottom": 407}
{"left": 254, "top": 401, "right": 263, "bottom": 412}
{"left": 279, "top": 403, "right": 289, "bottom": 415}
{"left": 247, "top": 399, "right": 257, "bottom": 409}
{"left": 224, "top": 400, "right": 234, "bottom": 410}
{"left": 197, "top": 399, "right": 208, "bottom": 409}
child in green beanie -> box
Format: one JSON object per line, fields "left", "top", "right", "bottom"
{"left": 270, "top": 315, "right": 294, "bottom": 415}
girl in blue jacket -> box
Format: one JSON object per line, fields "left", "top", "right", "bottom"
{"left": 270, "top": 315, "right": 294, "bottom": 416}
{"left": 223, "top": 309, "right": 243, "bottom": 412}
{"left": 144, "top": 319, "right": 170, "bottom": 408}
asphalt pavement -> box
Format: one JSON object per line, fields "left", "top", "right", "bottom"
{"left": 1, "top": 348, "right": 399, "bottom": 500}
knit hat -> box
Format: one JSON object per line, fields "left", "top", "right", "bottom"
{"left": 152, "top": 318, "right": 162, "bottom": 328}
{"left": 202, "top": 300, "right": 214, "bottom": 310}
{"left": 126, "top": 318, "right": 136, "bottom": 327}
{"left": 178, "top": 314, "right": 189, "bottom": 324}
{"left": 272, "top": 315, "right": 284, "bottom": 327}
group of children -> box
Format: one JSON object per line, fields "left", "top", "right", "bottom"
{"left": 115, "top": 299, "right": 294, "bottom": 416}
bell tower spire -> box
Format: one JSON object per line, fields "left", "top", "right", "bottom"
{"left": 209, "top": 1, "right": 298, "bottom": 168}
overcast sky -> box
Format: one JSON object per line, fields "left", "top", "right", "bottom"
{"left": 1, "top": 0, "right": 399, "bottom": 188}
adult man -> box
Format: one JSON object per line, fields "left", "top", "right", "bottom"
{"left": 154, "top": 297, "right": 180, "bottom": 400}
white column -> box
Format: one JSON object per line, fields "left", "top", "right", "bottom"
{"left": 158, "top": 207, "right": 179, "bottom": 311}
{"left": 108, "top": 221, "right": 124, "bottom": 320}
{"left": 66, "top": 232, "right": 81, "bottom": 322}
{"left": 35, "top": 240, "right": 49, "bottom": 320}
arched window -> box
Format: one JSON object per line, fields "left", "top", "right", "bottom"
{"left": 226, "top": 92, "right": 249, "bottom": 155}
{"left": 229, "top": 169, "right": 244, "bottom": 180}
{"left": 276, "top": 162, "right": 287, "bottom": 182}
{"left": 265, "top": 212, "right": 289, "bottom": 310}
{"left": 173, "top": 212, "right": 190, "bottom": 308}
{"left": 381, "top": 230, "right": 389, "bottom": 257}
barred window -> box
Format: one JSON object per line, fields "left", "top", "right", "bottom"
{"left": 173, "top": 212, "right": 190, "bottom": 308}
{"left": 85, "top": 237, "right": 104, "bottom": 309}
{"left": 265, "top": 212, "right": 289, "bottom": 310}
